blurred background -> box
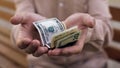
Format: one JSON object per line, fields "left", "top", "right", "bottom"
{"left": 0, "top": 0, "right": 120, "bottom": 68}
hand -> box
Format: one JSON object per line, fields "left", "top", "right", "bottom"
{"left": 48, "top": 13, "right": 95, "bottom": 56}
{"left": 10, "top": 12, "right": 48, "bottom": 57}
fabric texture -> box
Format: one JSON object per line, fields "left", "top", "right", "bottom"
{"left": 13, "top": 0, "right": 113, "bottom": 68}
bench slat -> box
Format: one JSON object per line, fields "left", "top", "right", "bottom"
{"left": 110, "top": 7, "right": 120, "bottom": 21}
{"left": 0, "top": 10, "right": 13, "bottom": 21}
{"left": 0, "top": 43, "right": 28, "bottom": 68}
{"left": 0, "top": 0, "right": 15, "bottom": 10}
{"left": 113, "top": 28, "right": 120, "bottom": 42}
{"left": 104, "top": 46, "right": 120, "bottom": 62}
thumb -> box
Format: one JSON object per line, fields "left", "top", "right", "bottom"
{"left": 10, "top": 14, "right": 23, "bottom": 25}
{"left": 10, "top": 13, "right": 46, "bottom": 25}
{"left": 82, "top": 15, "right": 95, "bottom": 28}
{"left": 63, "top": 13, "right": 95, "bottom": 29}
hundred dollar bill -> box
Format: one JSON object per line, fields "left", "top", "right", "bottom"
{"left": 33, "top": 18, "right": 66, "bottom": 48}
{"left": 51, "top": 26, "right": 80, "bottom": 48}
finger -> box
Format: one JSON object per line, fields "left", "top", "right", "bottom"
{"left": 10, "top": 14, "right": 23, "bottom": 25}
{"left": 48, "top": 29, "right": 88, "bottom": 56}
{"left": 47, "top": 45, "right": 81, "bottom": 56}
{"left": 61, "top": 45, "right": 82, "bottom": 55}
{"left": 10, "top": 13, "right": 46, "bottom": 25}
{"left": 82, "top": 14, "right": 95, "bottom": 28}
{"left": 24, "top": 13, "right": 46, "bottom": 23}
{"left": 33, "top": 47, "right": 48, "bottom": 57}
{"left": 48, "top": 49, "right": 62, "bottom": 56}
{"left": 17, "top": 38, "right": 31, "bottom": 49}
{"left": 25, "top": 40, "right": 39, "bottom": 54}
{"left": 63, "top": 13, "right": 95, "bottom": 29}
{"left": 63, "top": 14, "right": 80, "bottom": 29}
{"left": 76, "top": 28, "right": 88, "bottom": 45}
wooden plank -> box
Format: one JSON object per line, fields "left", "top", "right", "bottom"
{"left": 0, "top": 34, "right": 26, "bottom": 56}
{"left": 0, "top": 10, "right": 13, "bottom": 21}
{"left": 0, "top": 0, "right": 15, "bottom": 10}
{"left": 0, "top": 43, "right": 28, "bottom": 68}
{"left": 0, "top": 26, "right": 28, "bottom": 67}
{"left": 0, "top": 0, "right": 15, "bottom": 21}
{"left": 108, "top": 6, "right": 120, "bottom": 62}
{"left": 0, "top": 34, "right": 12, "bottom": 47}
{"left": 110, "top": 6, "right": 120, "bottom": 21}
{"left": 113, "top": 28, "right": 120, "bottom": 42}
{"left": 0, "top": 55, "right": 21, "bottom": 68}
{"left": 0, "top": 25, "right": 11, "bottom": 38}
{"left": 0, "top": 22, "right": 26, "bottom": 57}
{"left": 104, "top": 46, "right": 120, "bottom": 62}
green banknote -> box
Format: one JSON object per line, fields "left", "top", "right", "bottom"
{"left": 33, "top": 18, "right": 81, "bottom": 49}
{"left": 51, "top": 26, "right": 80, "bottom": 48}
{"left": 55, "top": 31, "right": 80, "bottom": 48}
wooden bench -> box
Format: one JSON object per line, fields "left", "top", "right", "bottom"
{"left": 0, "top": 0, "right": 120, "bottom": 68}
{"left": 104, "top": 6, "right": 120, "bottom": 62}
{"left": 0, "top": 0, "right": 28, "bottom": 68}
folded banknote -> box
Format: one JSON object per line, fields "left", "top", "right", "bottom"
{"left": 33, "top": 18, "right": 81, "bottom": 49}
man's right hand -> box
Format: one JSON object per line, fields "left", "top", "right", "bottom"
{"left": 10, "top": 12, "right": 48, "bottom": 57}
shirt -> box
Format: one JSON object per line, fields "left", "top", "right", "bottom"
{"left": 14, "top": 0, "right": 113, "bottom": 67}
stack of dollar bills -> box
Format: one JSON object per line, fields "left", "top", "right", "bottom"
{"left": 33, "top": 18, "right": 81, "bottom": 49}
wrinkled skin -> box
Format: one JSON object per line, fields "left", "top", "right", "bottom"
{"left": 10, "top": 12, "right": 95, "bottom": 57}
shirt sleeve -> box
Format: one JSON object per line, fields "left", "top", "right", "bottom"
{"left": 86, "top": 0, "right": 113, "bottom": 47}
{"left": 14, "top": 0, "right": 35, "bottom": 13}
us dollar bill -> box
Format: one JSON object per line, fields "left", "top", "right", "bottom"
{"left": 55, "top": 31, "right": 80, "bottom": 48}
{"left": 33, "top": 18, "right": 66, "bottom": 48}
{"left": 51, "top": 26, "right": 80, "bottom": 48}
